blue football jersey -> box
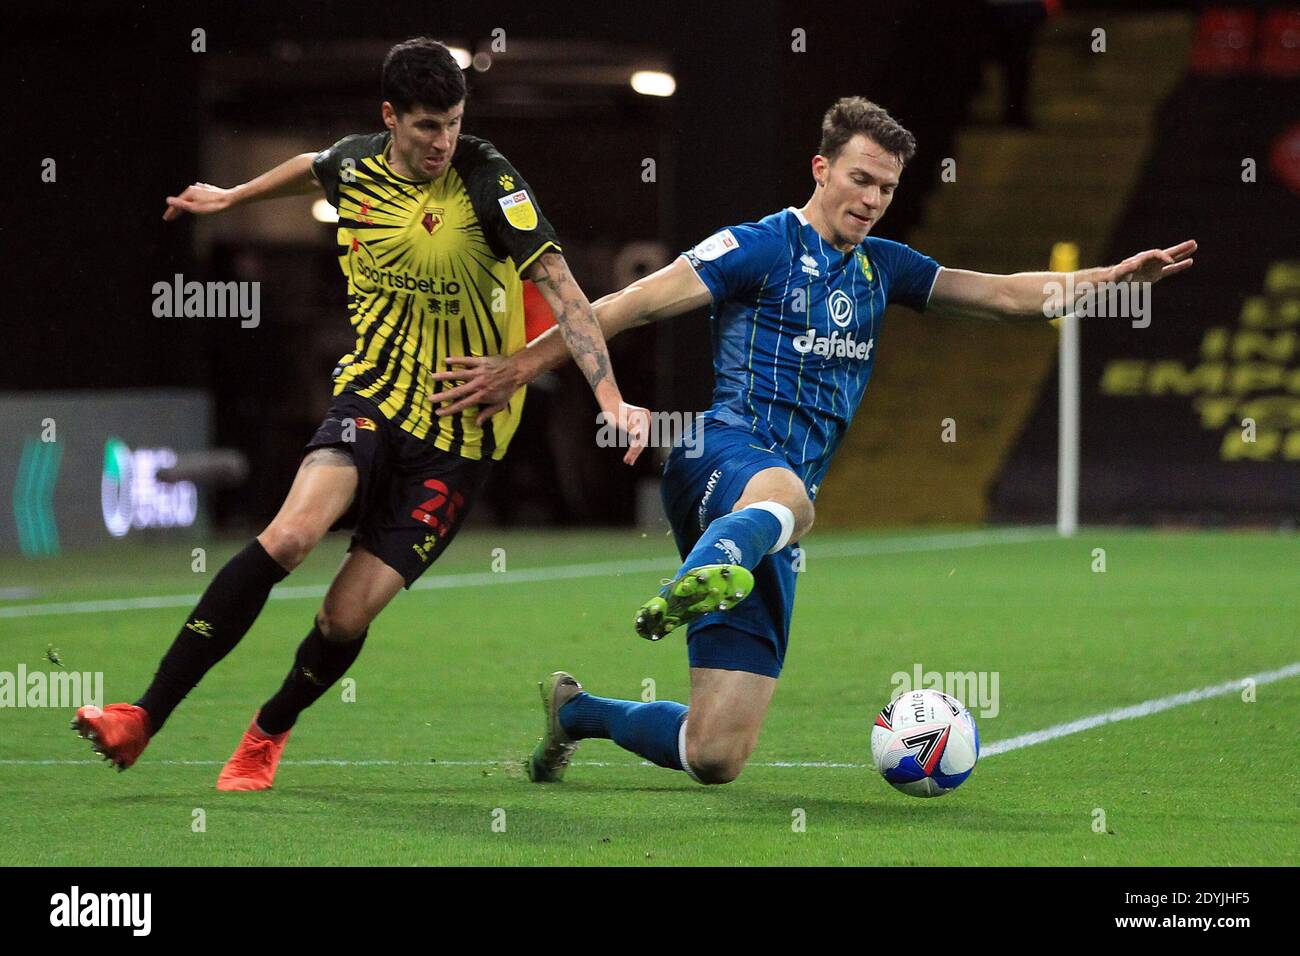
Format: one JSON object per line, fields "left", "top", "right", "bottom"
{"left": 682, "top": 206, "right": 941, "bottom": 495}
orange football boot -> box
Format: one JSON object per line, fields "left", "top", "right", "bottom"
{"left": 71, "top": 703, "right": 152, "bottom": 771}
{"left": 216, "top": 715, "right": 291, "bottom": 791}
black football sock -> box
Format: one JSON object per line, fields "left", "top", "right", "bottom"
{"left": 256, "top": 624, "right": 368, "bottom": 735}
{"left": 135, "top": 539, "right": 289, "bottom": 733}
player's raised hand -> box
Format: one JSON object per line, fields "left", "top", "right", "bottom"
{"left": 163, "top": 182, "right": 237, "bottom": 221}
{"left": 431, "top": 354, "right": 522, "bottom": 425}
{"left": 615, "top": 402, "right": 653, "bottom": 467}
{"left": 1110, "top": 240, "right": 1197, "bottom": 285}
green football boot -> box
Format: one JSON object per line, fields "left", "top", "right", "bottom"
{"left": 634, "top": 564, "right": 754, "bottom": 641}
{"left": 525, "top": 671, "right": 584, "bottom": 783}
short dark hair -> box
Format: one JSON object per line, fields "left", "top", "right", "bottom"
{"left": 819, "top": 97, "right": 917, "bottom": 166}
{"left": 382, "top": 37, "right": 467, "bottom": 114}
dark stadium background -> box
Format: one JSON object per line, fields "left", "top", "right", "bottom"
{"left": 6, "top": 0, "right": 1297, "bottom": 545}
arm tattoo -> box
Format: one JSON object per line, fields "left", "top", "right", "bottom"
{"left": 529, "top": 253, "right": 614, "bottom": 394}
{"left": 302, "top": 446, "right": 355, "bottom": 468}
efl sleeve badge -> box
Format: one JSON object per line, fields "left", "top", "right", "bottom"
{"left": 498, "top": 189, "right": 539, "bottom": 231}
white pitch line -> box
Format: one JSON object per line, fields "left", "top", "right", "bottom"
{"left": 979, "top": 660, "right": 1300, "bottom": 756}
{"left": 0, "top": 528, "right": 1052, "bottom": 620}
{"left": 4, "top": 661, "right": 1296, "bottom": 770}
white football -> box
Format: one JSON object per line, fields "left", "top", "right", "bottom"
{"left": 870, "top": 688, "right": 979, "bottom": 797}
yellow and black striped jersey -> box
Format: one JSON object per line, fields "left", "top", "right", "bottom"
{"left": 312, "top": 132, "right": 560, "bottom": 460}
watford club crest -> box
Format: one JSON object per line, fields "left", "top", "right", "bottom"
{"left": 421, "top": 206, "right": 445, "bottom": 235}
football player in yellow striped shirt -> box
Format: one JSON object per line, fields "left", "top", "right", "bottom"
{"left": 72, "top": 37, "right": 647, "bottom": 791}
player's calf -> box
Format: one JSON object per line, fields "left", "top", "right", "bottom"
{"left": 123, "top": 448, "right": 357, "bottom": 743}
{"left": 131, "top": 538, "right": 291, "bottom": 738}
{"left": 255, "top": 622, "right": 369, "bottom": 738}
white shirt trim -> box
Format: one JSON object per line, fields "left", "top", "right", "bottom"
{"left": 923, "top": 265, "right": 943, "bottom": 309}
{"left": 676, "top": 252, "right": 717, "bottom": 303}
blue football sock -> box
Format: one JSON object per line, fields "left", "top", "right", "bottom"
{"left": 677, "top": 503, "right": 789, "bottom": 576}
{"left": 560, "top": 692, "right": 688, "bottom": 770}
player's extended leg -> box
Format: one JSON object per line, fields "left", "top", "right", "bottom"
{"left": 216, "top": 431, "right": 491, "bottom": 791}
{"left": 680, "top": 666, "right": 776, "bottom": 782}
{"left": 528, "top": 665, "right": 775, "bottom": 784}
{"left": 535, "top": 429, "right": 800, "bottom": 782}
{"left": 635, "top": 465, "right": 813, "bottom": 640}
{"left": 216, "top": 545, "right": 404, "bottom": 791}
{"left": 72, "top": 448, "right": 358, "bottom": 770}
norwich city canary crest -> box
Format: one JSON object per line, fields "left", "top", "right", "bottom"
{"left": 857, "top": 250, "right": 874, "bottom": 281}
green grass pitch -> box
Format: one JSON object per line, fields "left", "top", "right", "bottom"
{"left": 1, "top": 527, "right": 1296, "bottom": 866}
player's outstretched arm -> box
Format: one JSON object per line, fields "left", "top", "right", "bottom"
{"left": 432, "top": 256, "right": 708, "bottom": 424}
{"left": 522, "top": 256, "right": 710, "bottom": 382}
{"left": 521, "top": 251, "right": 651, "bottom": 464}
{"left": 927, "top": 240, "right": 1196, "bottom": 321}
{"left": 163, "top": 152, "right": 321, "bottom": 220}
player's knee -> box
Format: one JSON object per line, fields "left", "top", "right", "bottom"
{"left": 691, "top": 755, "right": 746, "bottom": 785}
{"left": 792, "top": 497, "right": 815, "bottom": 540}
{"left": 766, "top": 494, "right": 814, "bottom": 541}
{"left": 315, "top": 604, "right": 371, "bottom": 642}
{"left": 687, "top": 742, "right": 749, "bottom": 785}
{"left": 259, "top": 518, "right": 324, "bottom": 569}
{"left": 737, "top": 487, "right": 814, "bottom": 542}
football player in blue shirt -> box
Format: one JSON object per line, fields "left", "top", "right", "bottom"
{"left": 434, "top": 96, "right": 1195, "bottom": 786}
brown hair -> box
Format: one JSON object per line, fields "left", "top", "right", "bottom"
{"left": 819, "top": 97, "right": 917, "bottom": 166}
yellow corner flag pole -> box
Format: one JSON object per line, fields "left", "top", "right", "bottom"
{"left": 1047, "top": 241, "right": 1078, "bottom": 330}
{"left": 1051, "top": 241, "right": 1080, "bottom": 537}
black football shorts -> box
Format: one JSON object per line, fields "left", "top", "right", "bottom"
{"left": 304, "top": 392, "right": 491, "bottom": 587}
